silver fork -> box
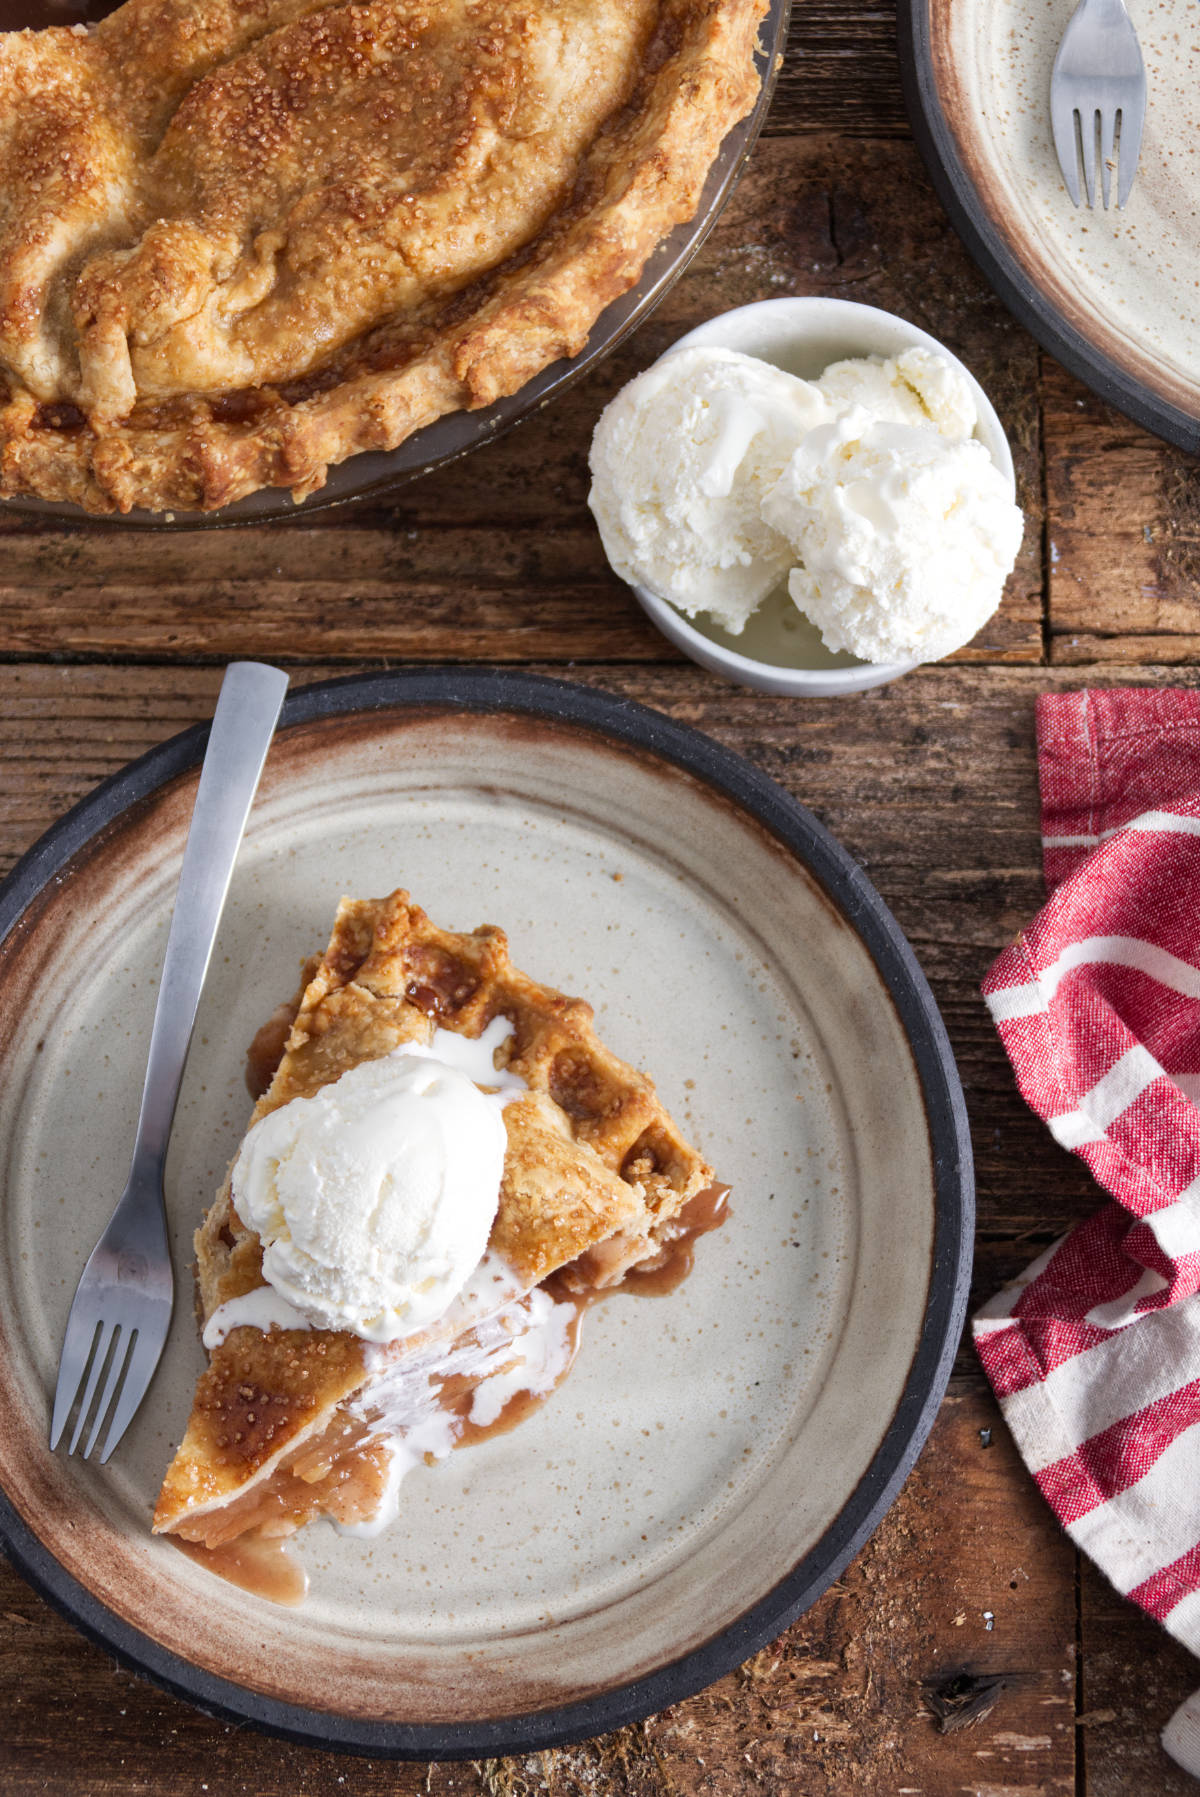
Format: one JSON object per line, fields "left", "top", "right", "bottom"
{"left": 50, "top": 661, "right": 289, "bottom": 1464}
{"left": 1051, "top": 0, "right": 1146, "bottom": 209}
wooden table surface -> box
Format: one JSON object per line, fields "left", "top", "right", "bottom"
{"left": 3, "top": 3, "right": 1199, "bottom": 1792}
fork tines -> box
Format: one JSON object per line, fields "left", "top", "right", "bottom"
{"left": 50, "top": 1247, "right": 174, "bottom": 1465}
{"left": 1050, "top": 0, "right": 1146, "bottom": 210}
{"left": 1053, "top": 97, "right": 1144, "bottom": 210}
{"left": 50, "top": 1318, "right": 135, "bottom": 1461}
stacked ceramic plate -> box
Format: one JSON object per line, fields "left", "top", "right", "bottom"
{"left": 900, "top": 0, "right": 1200, "bottom": 452}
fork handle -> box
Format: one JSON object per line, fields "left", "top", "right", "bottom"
{"left": 128, "top": 662, "right": 288, "bottom": 1182}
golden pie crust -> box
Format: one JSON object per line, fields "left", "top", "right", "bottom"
{"left": 153, "top": 890, "right": 714, "bottom": 1546}
{"left": 0, "top": 0, "right": 766, "bottom": 514}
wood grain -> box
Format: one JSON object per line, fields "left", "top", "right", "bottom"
{"left": 1045, "top": 358, "right": 1200, "bottom": 661}
{"left": 3, "top": 0, "right": 1200, "bottom": 1788}
{"left": 1077, "top": 1560, "right": 1199, "bottom": 1797}
{"left": 769, "top": 2, "right": 910, "bottom": 140}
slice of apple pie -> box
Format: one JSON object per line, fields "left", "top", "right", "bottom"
{"left": 154, "top": 890, "right": 724, "bottom": 1589}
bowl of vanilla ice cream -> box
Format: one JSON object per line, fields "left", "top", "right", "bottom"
{"left": 588, "top": 297, "right": 1023, "bottom": 696}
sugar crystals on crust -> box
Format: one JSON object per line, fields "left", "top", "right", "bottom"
{"left": 0, "top": 0, "right": 767, "bottom": 513}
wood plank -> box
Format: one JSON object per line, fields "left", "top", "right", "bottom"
{"left": 1079, "top": 1559, "right": 1200, "bottom": 1797}
{"left": 0, "top": 140, "right": 1042, "bottom": 666}
{"left": 769, "top": 2, "right": 910, "bottom": 141}
{"left": 1052, "top": 635, "right": 1200, "bottom": 668}
{"left": 1044, "top": 356, "right": 1200, "bottom": 659}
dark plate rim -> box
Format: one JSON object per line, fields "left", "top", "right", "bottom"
{"left": 0, "top": 0, "right": 789, "bottom": 531}
{"left": 897, "top": 0, "right": 1200, "bottom": 456}
{"left": 0, "top": 668, "right": 974, "bottom": 1757}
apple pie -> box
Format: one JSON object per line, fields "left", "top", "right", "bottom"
{"left": 153, "top": 890, "right": 725, "bottom": 1594}
{"left": 0, "top": 0, "right": 767, "bottom": 514}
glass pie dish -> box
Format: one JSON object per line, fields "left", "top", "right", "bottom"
{"left": 0, "top": 0, "right": 789, "bottom": 529}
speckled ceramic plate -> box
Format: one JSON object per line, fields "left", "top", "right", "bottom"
{"left": 0, "top": 671, "right": 971, "bottom": 1756}
{"left": 900, "top": 1, "right": 1200, "bottom": 452}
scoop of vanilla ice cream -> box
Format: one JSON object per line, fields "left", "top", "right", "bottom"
{"left": 762, "top": 407, "right": 1023, "bottom": 665}
{"left": 588, "top": 346, "right": 829, "bottom": 633}
{"left": 815, "top": 345, "right": 979, "bottom": 443}
{"left": 232, "top": 1043, "right": 512, "bottom": 1342}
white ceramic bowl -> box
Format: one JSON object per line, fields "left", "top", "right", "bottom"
{"left": 627, "top": 296, "right": 1017, "bottom": 697}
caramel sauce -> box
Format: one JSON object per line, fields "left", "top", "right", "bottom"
{"left": 243, "top": 957, "right": 321, "bottom": 1098}
{"left": 31, "top": 401, "right": 86, "bottom": 433}
{"left": 455, "top": 1305, "right": 588, "bottom": 1450}
{"left": 244, "top": 999, "right": 301, "bottom": 1099}
{"left": 457, "top": 1370, "right": 568, "bottom": 1448}
{"left": 621, "top": 1183, "right": 732, "bottom": 1297}
{"left": 175, "top": 1534, "right": 308, "bottom": 1606}
{"left": 403, "top": 947, "right": 479, "bottom": 1017}
{"left": 207, "top": 388, "right": 271, "bottom": 425}
{"left": 404, "top": 981, "right": 445, "bottom": 1016}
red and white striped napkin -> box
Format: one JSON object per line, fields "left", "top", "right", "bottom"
{"left": 974, "top": 686, "right": 1200, "bottom": 1780}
